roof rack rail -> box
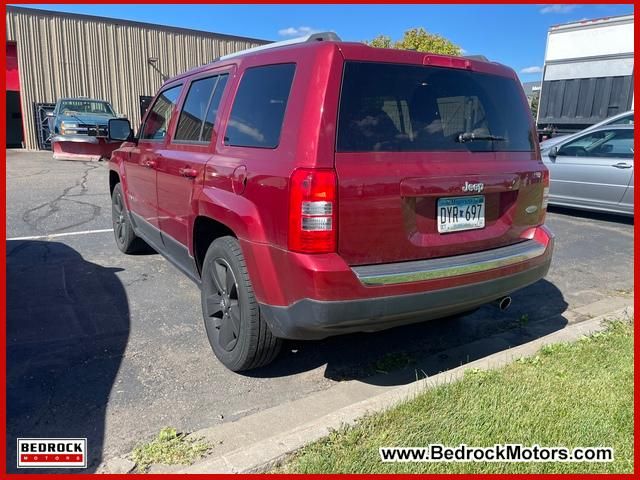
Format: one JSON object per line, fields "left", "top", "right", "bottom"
{"left": 218, "top": 31, "right": 342, "bottom": 61}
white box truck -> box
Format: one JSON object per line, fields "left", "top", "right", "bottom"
{"left": 537, "top": 14, "right": 634, "bottom": 137}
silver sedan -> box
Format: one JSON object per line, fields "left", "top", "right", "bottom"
{"left": 540, "top": 109, "right": 633, "bottom": 150}
{"left": 541, "top": 124, "right": 634, "bottom": 216}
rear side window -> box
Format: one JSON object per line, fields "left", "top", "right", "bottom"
{"left": 140, "top": 85, "right": 182, "bottom": 141}
{"left": 224, "top": 63, "right": 295, "bottom": 148}
{"left": 337, "top": 62, "right": 534, "bottom": 153}
{"left": 174, "top": 74, "right": 229, "bottom": 143}
{"left": 608, "top": 113, "right": 634, "bottom": 126}
{"left": 202, "top": 75, "right": 228, "bottom": 141}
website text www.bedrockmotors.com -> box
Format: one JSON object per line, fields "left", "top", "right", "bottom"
{"left": 380, "top": 444, "right": 614, "bottom": 463}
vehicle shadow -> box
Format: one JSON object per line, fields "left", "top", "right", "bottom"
{"left": 245, "top": 279, "right": 568, "bottom": 385}
{"left": 548, "top": 205, "right": 634, "bottom": 225}
{"left": 6, "top": 240, "right": 130, "bottom": 473}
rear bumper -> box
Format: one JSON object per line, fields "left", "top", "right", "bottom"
{"left": 260, "top": 259, "right": 550, "bottom": 340}
{"left": 253, "top": 225, "right": 554, "bottom": 340}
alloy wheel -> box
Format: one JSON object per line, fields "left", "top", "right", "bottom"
{"left": 204, "top": 258, "right": 241, "bottom": 351}
{"left": 112, "top": 191, "right": 127, "bottom": 244}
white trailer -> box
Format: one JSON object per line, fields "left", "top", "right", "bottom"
{"left": 537, "top": 14, "right": 634, "bottom": 135}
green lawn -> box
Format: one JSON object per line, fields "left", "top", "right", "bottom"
{"left": 280, "top": 320, "right": 634, "bottom": 474}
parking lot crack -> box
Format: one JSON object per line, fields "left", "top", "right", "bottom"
{"left": 21, "top": 162, "right": 104, "bottom": 234}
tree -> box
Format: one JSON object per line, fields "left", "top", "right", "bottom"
{"left": 530, "top": 94, "right": 539, "bottom": 120}
{"left": 366, "top": 27, "right": 461, "bottom": 56}
{"left": 367, "top": 35, "right": 393, "bottom": 49}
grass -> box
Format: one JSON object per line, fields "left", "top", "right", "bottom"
{"left": 280, "top": 319, "right": 634, "bottom": 474}
{"left": 131, "top": 427, "right": 210, "bottom": 472}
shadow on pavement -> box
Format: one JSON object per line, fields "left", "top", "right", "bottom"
{"left": 244, "top": 279, "right": 568, "bottom": 384}
{"left": 6, "top": 240, "right": 130, "bottom": 473}
{"left": 548, "top": 205, "right": 633, "bottom": 225}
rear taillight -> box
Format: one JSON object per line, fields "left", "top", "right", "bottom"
{"left": 288, "top": 168, "right": 337, "bottom": 253}
{"left": 541, "top": 169, "right": 550, "bottom": 221}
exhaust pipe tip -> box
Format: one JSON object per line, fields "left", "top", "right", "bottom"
{"left": 494, "top": 296, "right": 512, "bottom": 311}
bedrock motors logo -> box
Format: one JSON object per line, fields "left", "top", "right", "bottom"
{"left": 17, "top": 438, "right": 87, "bottom": 468}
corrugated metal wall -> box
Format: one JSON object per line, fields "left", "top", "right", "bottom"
{"left": 538, "top": 75, "right": 634, "bottom": 127}
{"left": 6, "top": 7, "right": 265, "bottom": 149}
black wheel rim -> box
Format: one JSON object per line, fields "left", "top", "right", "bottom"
{"left": 112, "top": 191, "right": 127, "bottom": 245}
{"left": 204, "top": 258, "right": 240, "bottom": 352}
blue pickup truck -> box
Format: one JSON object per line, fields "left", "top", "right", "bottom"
{"left": 48, "top": 97, "right": 123, "bottom": 160}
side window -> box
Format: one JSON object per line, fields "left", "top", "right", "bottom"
{"left": 558, "top": 129, "right": 634, "bottom": 159}
{"left": 174, "top": 74, "right": 229, "bottom": 143}
{"left": 608, "top": 113, "right": 634, "bottom": 126}
{"left": 557, "top": 132, "right": 602, "bottom": 156}
{"left": 224, "top": 63, "right": 296, "bottom": 148}
{"left": 140, "top": 85, "right": 182, "bottom": 141}
{"left": 592, "top": 130, "right": 634, "bottom": 159}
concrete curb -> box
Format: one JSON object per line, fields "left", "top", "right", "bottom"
{"left": 177, "top": 302, "right": 633, "bottom": 474}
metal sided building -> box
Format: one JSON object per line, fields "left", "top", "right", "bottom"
{"left": 6, "top": 6, "right": 267, "bottom": 150}
{"left": 537, "top": 14, "right": 634, "bottom": 134}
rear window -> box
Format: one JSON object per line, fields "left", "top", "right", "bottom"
{"left": 337, "top": 62, "right": 534, "bottom": 153}
{"left": 224, "top": 63, "right": 295, "bottom": 149}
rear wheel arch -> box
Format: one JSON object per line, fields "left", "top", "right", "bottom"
{"left": 193, "top": 216, "right": 237, "bottom": 276}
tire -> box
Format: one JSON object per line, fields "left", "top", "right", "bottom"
{"left": 200, "top": 236, "right": 282, "bottom": 371}
{"left": 111, "top": 183, "right": 147, "bottom": 254}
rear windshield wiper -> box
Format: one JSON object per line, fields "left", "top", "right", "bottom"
{"left": 457, "top": 132, "right": 506, "bottom": 143}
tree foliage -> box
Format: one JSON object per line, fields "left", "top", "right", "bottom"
{"left": 367, "top": 35, "right": 393, "bottom": 49}
{"left": 365, "top": 27, "right": 461, "bottom": 56}
{"left": 530, "top": 94, "right": 539, "bottom": 120}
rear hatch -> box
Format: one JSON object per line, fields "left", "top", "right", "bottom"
{"left": 335, "top": 59, "right": 547, "bottom": 266}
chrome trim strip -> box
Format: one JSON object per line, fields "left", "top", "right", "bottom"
{"left": 352, "top": 240, "right": 547, "bottom": 286}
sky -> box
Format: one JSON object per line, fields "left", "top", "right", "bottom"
{"left": 25, "top": 4, "right": 634, "bottom": 83}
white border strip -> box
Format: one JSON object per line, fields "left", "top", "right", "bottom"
{"left": 7, "top": 228, "right": 113, "bottom": 241}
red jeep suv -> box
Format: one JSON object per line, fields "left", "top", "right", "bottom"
{"left": 108, "top": 33, "right": 554, "bottom": 371}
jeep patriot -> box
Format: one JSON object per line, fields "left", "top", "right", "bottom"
{"left": 108, "top": 32, "right": 554, "bottom": 371}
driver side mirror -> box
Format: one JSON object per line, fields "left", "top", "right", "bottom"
{"left": 548, "top": 146, "right": 558, "bottom": 159}
{"left": 108, "top": 118, "right": 135, "bottom": 143}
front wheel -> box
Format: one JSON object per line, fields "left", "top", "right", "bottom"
{"left": 111, "top": 183, "right": 147, "bottom": 254}
{"left": 200, "top": 236, "right": 282, "bottom": 371}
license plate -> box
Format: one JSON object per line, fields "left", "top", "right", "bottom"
{"left": 437, "top": 195, "right": 485, "bottom": 233}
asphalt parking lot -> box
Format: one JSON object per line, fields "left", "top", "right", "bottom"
{"left": 6, "top": 150, "right": 634, "bottom": 471}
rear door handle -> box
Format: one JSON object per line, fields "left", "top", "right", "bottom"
{"left": 143, "top": 159, "right": 157, "bottom": 169}
{"left": 612, "top": 162, "right": 632, "bottom": 169}
{"left": 179, "top": 167, "right": 198, "bottom": 178}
